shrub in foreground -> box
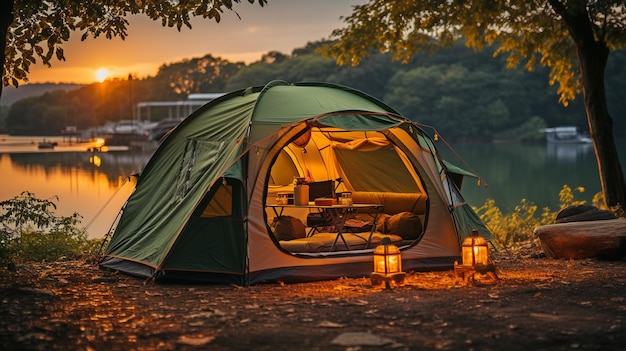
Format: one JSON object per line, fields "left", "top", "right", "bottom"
{"left": 0, "top": 191, "right": 91, "bottom": 265}
{"left": 474, "top": 185, "right": 609, "bottom": 248}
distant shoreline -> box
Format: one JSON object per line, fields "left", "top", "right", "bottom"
{"left": 0, "top": 135, "right": 105, "bottom": 154}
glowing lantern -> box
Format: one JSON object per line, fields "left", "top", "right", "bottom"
{"left": 370, "top": 238, "right": 405, "bottom": 289}
{"left": 462, "top": 229, "right": 489, "bottom": 267}
{"left": 454, "top": 229, "right": 498, "bottom": 283}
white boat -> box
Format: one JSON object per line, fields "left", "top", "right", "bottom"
{"left": 113, "top": 120, "right": 158, "bottom": 136}
{"left": 85, "top": 120, "right": 158, "bottom": 138}
{"left": 148, "top": 118, "right": 184, "bottom": 141}
{"left": 539, "top": 126, "right": 592, "bottom": 144}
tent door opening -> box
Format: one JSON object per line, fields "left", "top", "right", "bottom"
{"left": 264, "top": 125, "right": 428, "bottom": 255}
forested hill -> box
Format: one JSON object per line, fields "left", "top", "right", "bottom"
{"left": 1, "top": 83, "right": 81, "bottom": 107}
{"left": 1, "top": 40, "right": 625, "bottom": 140}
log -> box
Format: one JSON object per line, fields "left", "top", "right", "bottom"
{"left": 534, "top": 219, "right": 626, "bottom": 260}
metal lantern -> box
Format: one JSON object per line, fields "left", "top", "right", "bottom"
{"left": 462, "top": 229, "right": 489, "bottom": 267}
{"left": 454, "top": 229, "right": 498, "bottom": 283}
{"left": 370, "top": 238, "right": 405, "bottom": 289}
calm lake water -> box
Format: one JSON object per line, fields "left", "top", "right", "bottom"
{"left": 0, "top": 135, "right": 148, "bottom": 239}
{"left": 1, "top": 134, "right": 624, "bottom": 239}
{"left": 440, "top": 141, "right": 612, "bottom": 211}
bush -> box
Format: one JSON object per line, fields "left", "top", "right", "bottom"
{"left": 18, "top": 228, "right": 88, "bottom": 262}
{"left": 474, "top": 185, "right": 605, "bottom": 248}
{"left": 0, "top": 191, "right": 92, "bottom": 264}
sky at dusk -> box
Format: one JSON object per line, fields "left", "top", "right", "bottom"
{"left": 25, "top": 0, "right": 365, "bottom": 84}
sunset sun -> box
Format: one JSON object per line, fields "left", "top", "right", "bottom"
{"left": 95, "top": 68, "right": 110, "bottom": 83}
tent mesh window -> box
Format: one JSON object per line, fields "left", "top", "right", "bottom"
{"left": 175, "top": 139, "right": 225, "bottom": 202}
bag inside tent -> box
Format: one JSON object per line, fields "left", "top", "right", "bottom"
{"left": 262, "top": 119, "right": 432, "bottom": 254}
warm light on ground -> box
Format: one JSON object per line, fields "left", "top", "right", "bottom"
{"left": 95, "top": 68, "right": 110, "bottom": 83}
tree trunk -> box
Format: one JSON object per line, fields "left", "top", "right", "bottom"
{"left": 578, "top": 44, "right": 626, "bottom": 209}
{"left": 557, "top": 3, "right": 626, "bottom": 210}
{"left": 0, "top": 0, "right": 15, "bottom": 99}
{"left": 535, "top": 219, "right": 626, "bottom": 259}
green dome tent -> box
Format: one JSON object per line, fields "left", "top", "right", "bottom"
{"left": 100, "top": 81, "right": 491, "bottom": 285}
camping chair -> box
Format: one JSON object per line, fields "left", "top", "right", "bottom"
{"left": 306, "top": 180, "right": 337, "bottom": 236}
{"left": 306, "top": 211, "right": 333, "bottom": 236}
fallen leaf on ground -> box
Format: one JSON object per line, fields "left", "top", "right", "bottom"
{"left": 318, "top": 320, "right": 345, "bottom": 328}
{"left": 177, "top": 335, "right": 215, "bottom": 346}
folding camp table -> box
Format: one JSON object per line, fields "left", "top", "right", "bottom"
{"left": 267, "top": 203, "right": 383, "bottom": 251}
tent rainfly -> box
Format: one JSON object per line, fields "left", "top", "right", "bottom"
{"left": 100, "top": 81, "right": 492, "bottom": 285}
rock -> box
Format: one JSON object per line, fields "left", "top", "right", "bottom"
{"left": 555, "top": 205, "right": 616, "bottom": 224}
{"left": 534, "top": 219, "right": 626, "bottom": 259}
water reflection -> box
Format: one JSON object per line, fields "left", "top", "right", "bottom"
{"left": 440, "top": 141, "right": 607, "bottom": 211}
{"left": 7, "top": 151, "right": 151, "bottom": 186}
{"left": 1, "top": 150, "right": 150, "bottom": 238}
{"left": 546, "top": 143, "right": 595, "bottom": 163}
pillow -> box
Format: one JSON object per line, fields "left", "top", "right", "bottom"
{"left": 271, "top": 215, "right": 306, "bottom": 241}
{"left": 376, "top": 212, "right": 422, "bottom": 239}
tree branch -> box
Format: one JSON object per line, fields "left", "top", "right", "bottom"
{"left": 0, "top": 0, "right": 15, "bottom": 99}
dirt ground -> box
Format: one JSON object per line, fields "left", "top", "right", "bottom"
{"left": 1, "top": 245, "right": 625, "bottom": 351}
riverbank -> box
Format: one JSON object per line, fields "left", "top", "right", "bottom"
{"left": 1, "top": 249, "right": 625, "bottom": 350}
{"left": 0, "top": 135, "right": 106, "bottom": 154}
